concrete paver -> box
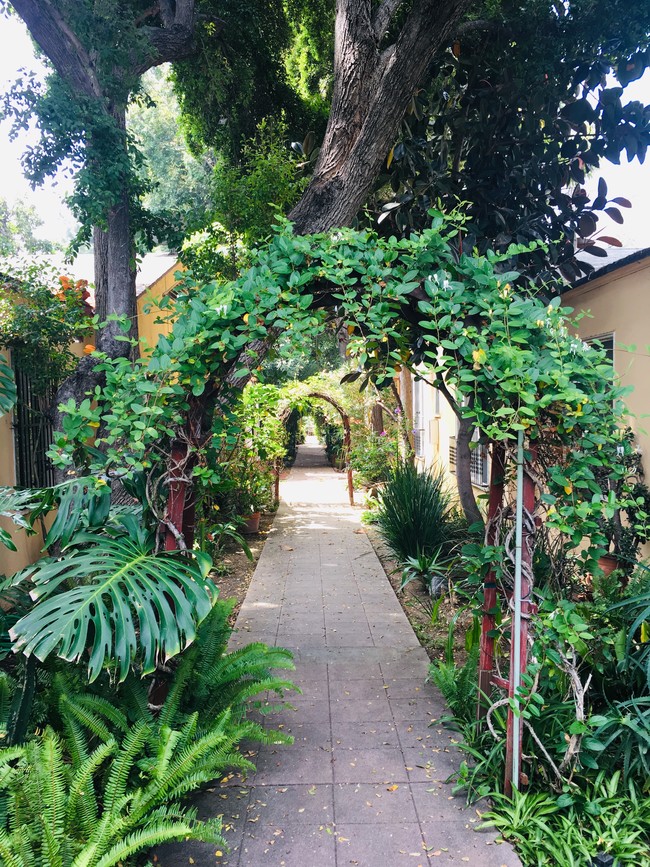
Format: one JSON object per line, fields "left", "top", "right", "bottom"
{"left": 156, "top": 439, "right": 520, "bottom": 866}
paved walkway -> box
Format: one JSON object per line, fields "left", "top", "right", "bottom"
{"left": 158, "top": 440, "right": 520, "bottom": 866}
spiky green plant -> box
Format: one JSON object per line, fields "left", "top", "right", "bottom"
{"left": 376, "top": 461, "right": 462, "bottom": 564}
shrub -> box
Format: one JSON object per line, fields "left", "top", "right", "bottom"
{"left": 350, "top": 432, "right": 395, "bottom": 487}
{"left": 376, "top": 460, "right": 462, "bottom": 563}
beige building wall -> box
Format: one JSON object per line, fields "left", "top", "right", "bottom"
{"left": 562, "top": 254, "right": 650, "bottom": 473}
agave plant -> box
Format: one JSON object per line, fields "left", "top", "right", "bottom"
{"left": 9, "top": 514, "right": 217, "bottom": 682}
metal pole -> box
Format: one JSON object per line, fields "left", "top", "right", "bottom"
{"left": 510, "top": 429, "right": 525, "bottom": 790}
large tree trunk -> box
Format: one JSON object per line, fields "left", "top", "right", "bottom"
{"left": 288, "top": 0, "right": 471, "bottom": 233}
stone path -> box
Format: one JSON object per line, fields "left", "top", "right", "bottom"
{"left": 157, "top": 439, "right": 520, "bottom": 867}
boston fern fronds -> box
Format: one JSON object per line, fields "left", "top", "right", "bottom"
{"left": 0, "top": 723, "right": 227, "bottom": 867}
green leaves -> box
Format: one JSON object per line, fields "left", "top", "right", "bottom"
{"left": 0, "top": 356, "right": 16, "bottom": 417}
{"left": 10, "top": 522, "right": 216, "bottom": 682}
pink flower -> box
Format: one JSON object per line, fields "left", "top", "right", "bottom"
{"left": 379, "top": 431, "right": 387, "bottom": 437}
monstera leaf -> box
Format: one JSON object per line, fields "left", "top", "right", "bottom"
{"left": 10, "top": 520, "right": 216, "bottom": 682}
{"left": 0, "top": 357, "right": 16, "bottom": 417}
{"left": 0, "top": 486, "right": 52, "bottom": 551}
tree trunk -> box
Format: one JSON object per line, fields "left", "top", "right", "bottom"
{"left": 288, "top": 0, "right": 472, "bottom": 233}
{"left": 456, "top": 416, "right": 483, "bottom": 529}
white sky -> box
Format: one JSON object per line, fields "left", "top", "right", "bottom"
{"left": 0, "top": 13, "right": 649, "bottom": 249}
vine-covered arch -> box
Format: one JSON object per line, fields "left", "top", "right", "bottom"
{"left": 52, "top": 216, "right": 634, "bottom": 788}
{"left": 277, "top": 389, "right": 355, "bottom": 506}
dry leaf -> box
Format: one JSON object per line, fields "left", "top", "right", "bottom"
{"left": 386, "top": 784, "right": 399, "bottom": 791}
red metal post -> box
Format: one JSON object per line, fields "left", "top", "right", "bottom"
{"left": 504, "top": 447, "right": 537, "bottom": 795}
{"left": 477, "top": 441, "right": 506, "bottom": 717}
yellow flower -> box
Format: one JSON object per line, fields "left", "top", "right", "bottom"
{"left": 564, "top": 483, "right": 573, "bottom": 495}
{"left": 88, "top": 421, "right": 100, "bottom": 429}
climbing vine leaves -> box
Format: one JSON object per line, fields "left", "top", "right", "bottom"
{"left": 51, "top": 214, "right": 632, "bottom": 574}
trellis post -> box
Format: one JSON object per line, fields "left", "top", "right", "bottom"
{"left": 477, "top": 441, "right": 506, "bottom": 717}
{"left": 504, "top": 435, "right": 536, "bottom": 795}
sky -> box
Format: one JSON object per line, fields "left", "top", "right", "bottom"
{"left": 0, "top": 13, "right": 649, "bottom": 249}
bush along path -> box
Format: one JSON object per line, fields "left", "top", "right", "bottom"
{"left": 155, "top": 439, "right": 521, "bottom": 866}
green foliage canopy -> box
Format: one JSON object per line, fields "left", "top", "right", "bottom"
{"left": 49, "top": 214, "right": 630, "bottom": 578}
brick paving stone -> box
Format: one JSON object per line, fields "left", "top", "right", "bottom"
{"left": 157, "top": 440, "right": 521, "bottom": 866}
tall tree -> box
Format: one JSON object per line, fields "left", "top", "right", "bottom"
{"left": 370, "top": 0, "right": 650, "bottom": 284}
{"left": 3, "top": 0, "right": 203, "bottom": 358}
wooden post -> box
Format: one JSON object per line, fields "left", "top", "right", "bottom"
{"left": 274, "top": 458, "right": 281, "bottom": 505}
{"left": 477, "top": 441, "right": 506, "bottom": 718}
{"left": 164, "top": 440, "right": 189, "bottom": 551}
{"left": 504, "top": 448, "right": 536, "bottom": 795}
{"left": 343, "top": 414, "right": 354, "bottom": 506}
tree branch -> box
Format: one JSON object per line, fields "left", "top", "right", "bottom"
{"left": 11, "top": 0, "right": 103, "bottom": 100}
{"left": 454, "top": 18, "right": 499, "bottom": 38}
{"left": 159, "top": 0, "right": 174, "bottom": 27}
{"left": 173, "top": 0, "right": 195, "bottom": 30}
{"left": 372, "top": 0, "right": 405, "bottom": 43}
{"left": 135, "top": 24, "right": 198, "bottom": 73}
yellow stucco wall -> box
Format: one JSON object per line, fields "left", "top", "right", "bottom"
{"left": 563, "top": 255, "right": 650, "bottom": 474}
{"left": 0, "top": 262, "right": 183, "bottom": 576}
{"left": 137, "top": 261, "right": 183, "bottom": 353}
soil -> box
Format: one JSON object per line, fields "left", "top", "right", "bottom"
{"left": 213, "top": 512, "right": 276, "bottom": 625}
{"left": 364, "top": 523, "right": 473, "bottom": 665}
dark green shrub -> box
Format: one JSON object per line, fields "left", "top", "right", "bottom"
{"left": 350, "top": 432, "right": 395, "bottom": 487}
{"left": 376, "top": 461, "right": 462, "bottom": 563}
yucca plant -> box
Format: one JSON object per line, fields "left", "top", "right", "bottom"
{"left": 9, "top": 514, "right": 217, "bottom": 682}
{"left": 376, "top": 461, "right": 462, "bottom": 564}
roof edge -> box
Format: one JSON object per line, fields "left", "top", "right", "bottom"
{"left": 568, "top": 246, "right": 650, "bottom": 292}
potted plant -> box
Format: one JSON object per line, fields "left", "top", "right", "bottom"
{"left": 226, "top": 455, "right": 274, "bottom": 534}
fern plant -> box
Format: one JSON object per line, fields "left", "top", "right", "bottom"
{"left": 0, "top": 723, "right": 226, "bottom": 867}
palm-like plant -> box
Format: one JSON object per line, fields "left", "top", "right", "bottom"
{"left": 9, "top": 515, "right": 217, "bottom": 682}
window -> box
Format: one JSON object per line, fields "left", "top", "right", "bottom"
{"left": 412, "top": 376, "right": 425, "bottom": 457}
{"left": 12, "top": 361, "right": 56, "bottom": 488}
{"left": 449, "top": 430, "right": 490, "bottom": 488}
{"left": 587, "top": 332, "right": 614, "bottom": 364}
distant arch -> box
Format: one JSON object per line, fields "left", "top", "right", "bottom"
{"left": 280, "top": 390, "right": 354, "bottom": 506}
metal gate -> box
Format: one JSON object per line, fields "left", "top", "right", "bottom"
{"left": 12, "top": 362, "right": 56, "bottom": 488}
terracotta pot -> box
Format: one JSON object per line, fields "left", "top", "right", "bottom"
{"left": 241, "top": 511, "right": 261, "bottom": 534}
{"left": 597, "top": 554, "right": 619, "bottom": 576}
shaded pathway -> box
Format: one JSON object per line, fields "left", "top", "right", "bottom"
{"left": 158, "top": 439, "right": 520, "bottom": 866}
